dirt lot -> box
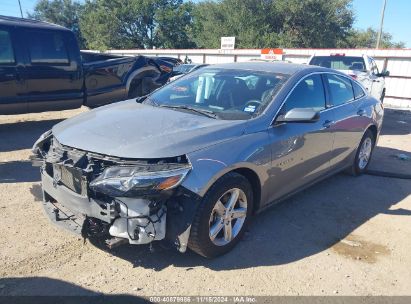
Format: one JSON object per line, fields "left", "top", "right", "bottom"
{"left": 0, "top": 107, "right": 410, "bottom": 297}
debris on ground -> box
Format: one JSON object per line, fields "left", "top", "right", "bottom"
{"left": 394, "top": 153, "right": 411, "bottom": 161}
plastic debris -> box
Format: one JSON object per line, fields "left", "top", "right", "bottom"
{"left": 395, "top": 153, "right": 411, "bottom": 161}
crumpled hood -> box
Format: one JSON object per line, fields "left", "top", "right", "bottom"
{"left": 52, "top": 100, "right": 247, "bottom": 159}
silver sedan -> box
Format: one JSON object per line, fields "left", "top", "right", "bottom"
{"left": 32, "top": 62, "right": 383, "bottom": 258}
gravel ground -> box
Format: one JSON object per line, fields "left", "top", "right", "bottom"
{"left": 0, "top": 107, "right": 410, "bottom": 297}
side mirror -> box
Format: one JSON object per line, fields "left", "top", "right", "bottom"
{"left": 276, "top": 108, "right": 320, "bottom": 123}
{"left": 377, "top": 70, "right": 390, "bottom": 77}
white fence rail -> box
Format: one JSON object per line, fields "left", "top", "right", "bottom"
{"left": 106, "top": 48, "right": 411, "bottom": 108}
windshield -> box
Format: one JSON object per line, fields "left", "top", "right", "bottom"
{"left": 310, "top": 56, "right": 366, "bottom": 72}
{"left": 148, "top": 68, "right": 288, "bottom": 120}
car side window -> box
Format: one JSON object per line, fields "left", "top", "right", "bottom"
{"left": 352, "top": 81, "right": 365, "bottom": 99}
{"left": 27, "top": 30, "right": 69, "bottom": 65}
{"left": 283, "top": 74, "right": 326, "bottom": 112}
{"left": 0, "top": 30, "right": 15, "bottom": 65}
{"left": 325, "top": 74, "right": 355, "bottom": 106}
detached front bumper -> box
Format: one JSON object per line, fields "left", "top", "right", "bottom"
{"left": 41, "top": 170, "right": 86, "bottom": 236}
{"left": 40, "top": 169, "right": 166, "bottom": 245}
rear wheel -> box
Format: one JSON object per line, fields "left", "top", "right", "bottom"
{"left": 380, "top": 89, "right": 386, "bottom": 103}
{"left": 348, "top": 129, "right": 375, "bottom": 176}
{"left": 128, "top": 79, "right": 142, "bottom": 99}
{"left": 188, "top": 173, "right": 253, "bottom": 258}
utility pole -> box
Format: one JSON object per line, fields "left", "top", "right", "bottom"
{"left": 17, "top": 0, "right": 24, "bottom": 18}
{"left": 376, "top": 0, "right": 387, "bottom": 49}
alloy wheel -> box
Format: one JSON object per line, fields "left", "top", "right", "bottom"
{"left": 208, "top": 188, "right": 248, "bottom": 246}
{"left": 358, "top": 137, "right": 372, "bottom": 169}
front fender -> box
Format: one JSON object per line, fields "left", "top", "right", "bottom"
{"left": 170, "top": 131, "right": 271, "bottom": 252}
{"left": 181, "top": 131, "right": 271, "bottom": 199}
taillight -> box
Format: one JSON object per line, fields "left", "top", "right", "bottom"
{"left": 159, "top": 65, "right": 172, "bottom": 73}
{"left": 349, "top": 74, "right": 357, "bottom": 79}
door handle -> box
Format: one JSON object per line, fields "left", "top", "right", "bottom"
{"left": 323, "top": 120, "right": 334, "bottom": 128}
{"left": 373, "top": 79, "right": 380, "bottom": 82}
{"left": 357, "top": 109, "right": 365, "bottom": 116}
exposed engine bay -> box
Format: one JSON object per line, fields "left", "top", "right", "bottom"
{"left": 31, "top": 130, "right": 198, "bottom": 252}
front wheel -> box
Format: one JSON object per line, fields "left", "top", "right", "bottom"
{"left": 188, "top": 173, "right": 253, "bottom": 258}
{"left": 348, "top": 129, "right": 375, "bottom": 176}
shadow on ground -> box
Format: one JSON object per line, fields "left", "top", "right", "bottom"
{"left": 0, "top": 119, "right": 62, "bottom": 152}
{"left": 0, "top": 119, "right": 63, "bottom": 184}
{"left": 369, "top": 146, "right": 411, "bottom": 177}
{"left": 103, "top": 172, "right": 411, "bottom": 271}
{"left": 0, "top": 277, "right": 147, "bottom": 302}
{"left": 380, "top": 108, "right": 411, "bottom": 136}
{"left": 0, "top": 160, "right": 39, "bottom": 183}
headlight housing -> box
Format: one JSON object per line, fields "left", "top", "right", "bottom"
{"left": 89, "top": 164, "right": 191, "bottom": 197}
{"left": 32, "top": 129, "right": 52, "bottom": 153}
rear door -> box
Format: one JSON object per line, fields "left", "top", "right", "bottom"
{"left": 323, "top": 73, "right": 367, "bottom": 169}
{"left": 267, "top": 73, "right": 335, "bottom": 202}
{"left": 23, "top": 29, "right": 83, "bottom": 113}
{"left": 0, "top": 26, "right": 27, "bottom": 114}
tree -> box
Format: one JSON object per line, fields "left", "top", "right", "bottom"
{"left": 79, "top": 0, "right": 195, "bottom": 51}
{"left": 28, "top": 0, "right": 85, "bottom": 48}
{"left": 29, "top": 0, "right": 405, "bottom": 51}
{"left": 273, "top": 0, "right": 354, "bottom": 48}
{"left": 345, "top": 27, "right": 405, "bottom": 48}
{"left": 190, "top": 0, "right": 280, "bottom": 49}
{"left": 190, "top": 0, "right": 354, "bottom": 49}
{"left": 155, "top": 2, "right": 196, "bottom": 48}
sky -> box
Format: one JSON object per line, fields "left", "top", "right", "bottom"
{"left": 1, "top": 0, "right": 410, "bottom": 47}
{"left": 352, "top": 0, "right": 411, "bottom": 47}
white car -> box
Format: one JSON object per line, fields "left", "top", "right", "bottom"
{"left": 308, "top": 54, "right": 389, "bottom": 102}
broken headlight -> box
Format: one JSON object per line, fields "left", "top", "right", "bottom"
{"left": 89, "top": 165, "right": 191, "bottom": 197}
{"left": 32, "top": 129, "right": 52, "bottom": 153}
{"left": 30, "top": 130, "right": 53, "bottom": 166}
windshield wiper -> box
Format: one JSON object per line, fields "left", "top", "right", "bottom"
{"left": 141, "top": 96, "right": 159, "bottom": 106}
{"left": 135, "top": 95, "right": 148, "bottom": 103}
{"left": 158, "top": 104, "right": 218, "bottom": 119}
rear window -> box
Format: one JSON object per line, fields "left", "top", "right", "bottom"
{"left": 0, "top": 30, "right": 15, "bottom": 65}
{"left": 27, "top": 30, "right": 69, "bottom": 65}
{"left": 352, "top": 81, "right": 366, "bottom": 99}
{"left": 310, "top": 56, "right": 366, "bottom": 72}
{"left": 325, "top": 74, "right": 355, "bottom": 106}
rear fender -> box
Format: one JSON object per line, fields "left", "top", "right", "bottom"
{"left": 125, "top": 66, "right": 162, "bottom": 95}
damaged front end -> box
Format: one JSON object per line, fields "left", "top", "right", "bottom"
{"left": 31, "top": 131, "right": 199, "bottom": 252}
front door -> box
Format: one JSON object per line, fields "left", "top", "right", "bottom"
{"left": 267, "top": 73, "right": 335, "bottom": 203}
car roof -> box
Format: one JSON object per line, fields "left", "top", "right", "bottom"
{"left": 203, "top": 61, "right": 326, "bottom": 76}
{"left": 0, "top": 15, "right": 69, "bottom": 31}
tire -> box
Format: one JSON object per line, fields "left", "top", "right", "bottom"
{"left": 348, "top": 129, "right": 375, "bottom": 176}
{"left": 188, "top": 172, "right": 254, "bottom": 258}
{"left": 128, "top": 79, "right": 142, "bottom": 99}
{"left": 380, "top": 89, "right": 385, "bottom": 103}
